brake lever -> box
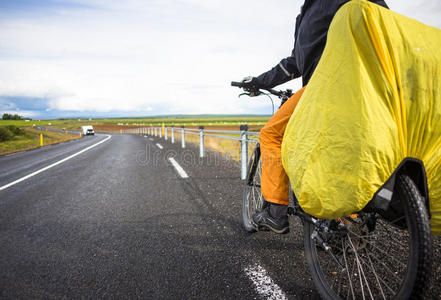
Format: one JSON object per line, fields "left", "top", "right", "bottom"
{"left": 238, "top": 90, "right": 262, "bottom": 98}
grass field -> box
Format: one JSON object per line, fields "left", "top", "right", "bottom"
{"left": 0, "top": 127, "right": 81, "bottom": 156}
{"left": 0, "top": 115, "right": 270, "bottom": 129}
{"left": 0, "top": 115, "right": 268, "bottom": 156}
{"left": 0, "top": 120, "right": 70, "bottom": 127}
{"left": 105, "top": 115, "right": 270, "bottom": 127}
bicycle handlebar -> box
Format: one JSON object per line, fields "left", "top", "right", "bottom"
{"left": 230, "top": 81, "right": 292, "bottom": 100}
{"left": 231, "top": 81, "right": 243, "bottom": 87}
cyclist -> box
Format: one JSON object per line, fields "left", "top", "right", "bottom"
{"left": 240, "top": 0, "right": 389, "bottom": 234}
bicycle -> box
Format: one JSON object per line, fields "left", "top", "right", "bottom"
{"left": 231, "top": 81, "right": 433, "bottom": 300}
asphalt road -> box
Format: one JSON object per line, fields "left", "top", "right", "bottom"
{"left": 1, "top": 133, "right": 439, "bottom": 299}
{"left": 0, "top": 133, "right": 319, "bottom": 299}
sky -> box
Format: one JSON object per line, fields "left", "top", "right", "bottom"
{"left": 0, "top": 0, "right": 440, "bottom": 119}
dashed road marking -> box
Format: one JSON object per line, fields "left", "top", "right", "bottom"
{"left": 0, "top": 135, "right": 112, "bottom": 192}
{"left": 245, "top": 264, "right": 287, "bottom": 300}
{"left": 156, "top": 143, "right": 163, "bottom": 149}
{"left": 168, "top": 158, "right": 189, "bottom": 179}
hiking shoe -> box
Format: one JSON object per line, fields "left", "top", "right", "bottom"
{"left": 252, "top": 203, "right": 289, "bottom": 234}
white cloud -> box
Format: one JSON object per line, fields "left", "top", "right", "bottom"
{"left": 0, "top": 0, "right": 439, "bottom": 117}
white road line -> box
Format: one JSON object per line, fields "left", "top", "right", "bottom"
{"left": 156, "top": 143, "right": 163, "bottom": 149}
{"left": 168, "top": 158, "right": 189, "bottom": 179}
{"left": 149, "top": 138, "right": 154, "bottom": 141}
{"left": 0, "top": 135, "right": 112, "bottom": 192}
{"left": 244, "top": 264, "right": 288, "bottom": 300}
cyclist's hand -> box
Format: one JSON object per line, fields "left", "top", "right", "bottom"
{"left": 241, "top": 76, "right": 257, "bottom": 88}
{"left": 241, "top": 76, "right": 260, "bottom": 96}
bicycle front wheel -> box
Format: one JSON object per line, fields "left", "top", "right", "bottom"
{"left": 242, "top": 145, "right": 265, "bottom": 232}
{"left": 304, "top": 174, "right": 432, "bottom": 299}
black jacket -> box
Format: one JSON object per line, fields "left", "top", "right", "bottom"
{"left": 254, "top": 0, "right": 389, "bottom": 88}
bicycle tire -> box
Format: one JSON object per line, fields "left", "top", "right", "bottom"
{"left": 242, "top": 145, "right": 264, "bottom": 232}
{"left": 304, "top": 174, "right": 432, "bottom": 299}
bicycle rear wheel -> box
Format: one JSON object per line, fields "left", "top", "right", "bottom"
{"left": 242, "top": 145, "right": 264, "bottom": 232}
{"left": 304, "top": 174, "right": 432, "bottom": 299}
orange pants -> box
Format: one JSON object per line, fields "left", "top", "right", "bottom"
{"left": 258, "top": 87, "right": 306, "bottom": 206}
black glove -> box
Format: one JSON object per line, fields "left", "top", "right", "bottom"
{"left": 240, "top": 76, "right": 262, "bottom": 96}
{"left": 241, "top": 76, "right": 259, "bottom": 88}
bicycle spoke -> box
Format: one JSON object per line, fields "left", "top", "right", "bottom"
{"left": 348, "top": 235, "right": 374, "bottom": 300}
{"left": 376, "top": 221, "right": 408, "bottom": 249}
{"left": 365, "top": 250, "right": 403, "bottom": 281}
{"left": 347, "top": 238, "right": 399, "bottom": 296}
{"left": 363, "top": 241, "right": 407, "bottom": 267}
{"left": 365, "top": 248, "right": 387, "bottom": 300}
{"left": 356, "top": 249, "right": 397, "bottom": 295}
{"left": 388, "top": 216, "right": 405, "bottom": 225}
{"left": 345, "top": 218, "right": 408, "bottom": 251}
{"left": 349, "top": 232, "right": 405, "bottom": 296}
{"left": 342, "top": 239, "right": 356, "bottom": 300}
{"left": 347, "top": 236, "right": 366, "bottom": 299}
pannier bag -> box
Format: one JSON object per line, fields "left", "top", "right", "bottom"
{"left": 281, "top": 0, "right": 441, "bottom": 235}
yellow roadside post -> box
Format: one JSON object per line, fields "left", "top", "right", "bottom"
{"left": 40, "top": 134, "right": 43, "bottom": 146}
{"left": 162, "top": 123, "right": 165, "bottom": 136}
{"left": 120, "top": 129, "right": 122, "bottom": 134}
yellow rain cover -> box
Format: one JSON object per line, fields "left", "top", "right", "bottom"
{"left": 281, "top": 0, "right": 441, "bottom": 235}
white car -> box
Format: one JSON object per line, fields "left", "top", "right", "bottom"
{"left": 81, "top": 125, "right": 95, "bottom": 136}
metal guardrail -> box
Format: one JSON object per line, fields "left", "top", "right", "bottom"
{"left": 123, "top": 125, "right": 260, "bottom": 180}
